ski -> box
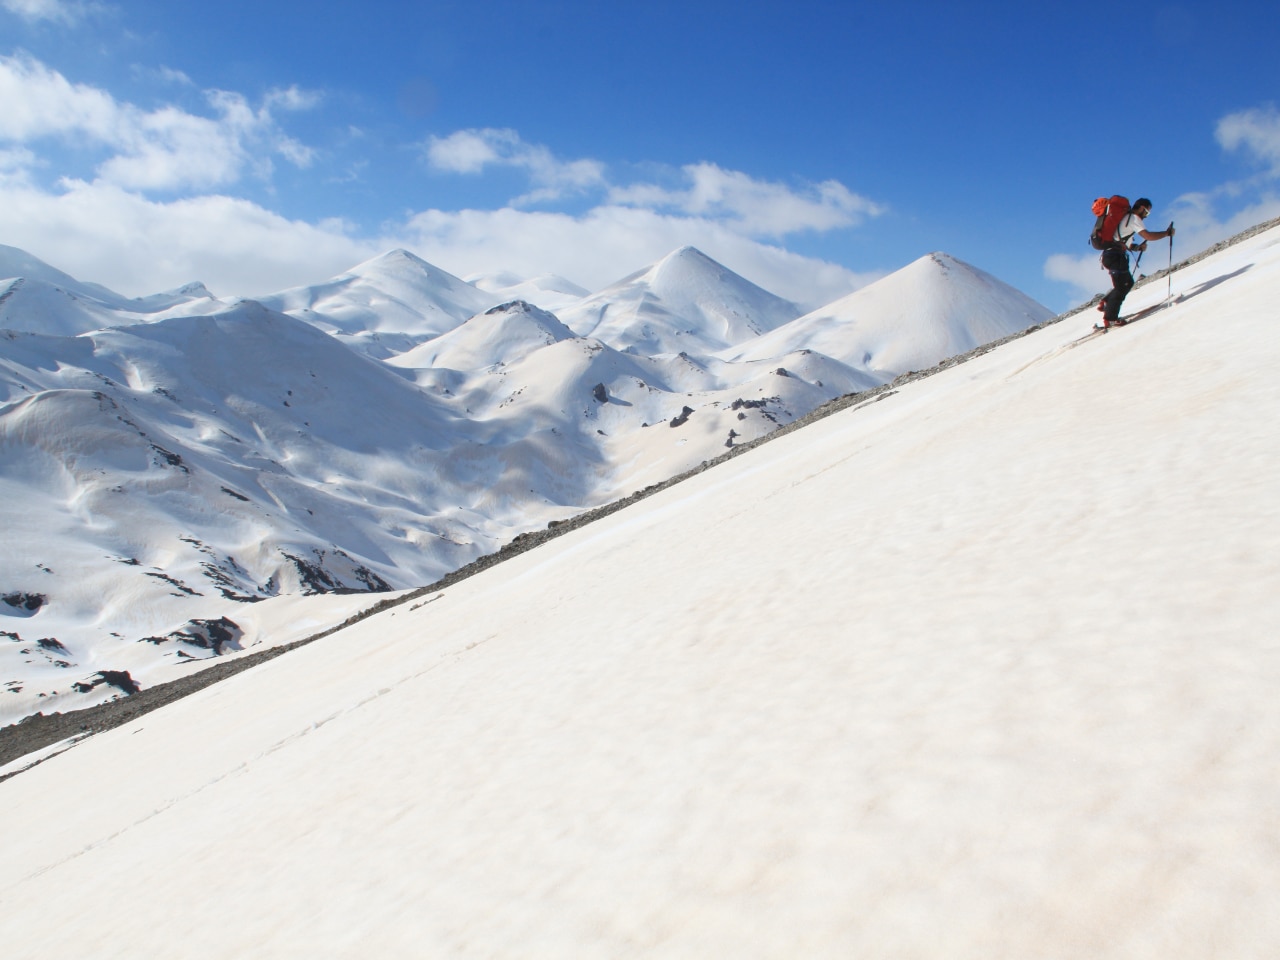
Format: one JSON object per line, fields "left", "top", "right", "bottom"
{"left": 1070, "top": 326, "right": 1108, "bottom": 345}
{"left": 1094, "top": 299, "right": 1172, "bottom": 332}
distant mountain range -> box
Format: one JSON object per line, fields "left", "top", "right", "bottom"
{"left": 0, "top": 241, "right": 1051, "bottom": 722}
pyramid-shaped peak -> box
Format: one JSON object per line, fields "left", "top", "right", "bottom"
{"left": 653, "top": 245, "right": 721, "bottom": 272}
{"left": 906, "top": 251, "right": 979, "bottom": 277}
{"left": 645, "top": 246, "right": 766, "bottom": 294}
{"left": 889, "top": 251, "right": 1029, "bottom": 294}
{"left": 353, "top": 248, "right": 435, "bottom": 274}
{"left": 666, "top": 244, "right": 711, "bottom": 261}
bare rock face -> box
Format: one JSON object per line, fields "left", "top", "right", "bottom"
{"left": 669, "top": 406, "right": 695, "bottom": 428}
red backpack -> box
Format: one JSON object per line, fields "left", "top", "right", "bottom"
{"left": 1089, "top": 195, "right": 1130, "bottom": 249}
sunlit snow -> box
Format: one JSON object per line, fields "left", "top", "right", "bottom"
{"left": 1, "top": 242, "right": 1047, "bottom": 722}
{"left": 0, "top": 223, "right": 1276, "bottom": 957}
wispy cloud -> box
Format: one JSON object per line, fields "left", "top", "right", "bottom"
{"left": 0, "top": 53, "right": 318, "bottom": 191}
{"left": 425, "top": 128, "right": 607, "bottom": 205}
{"left": 0, "top": 77, "right": 879, "bottom": 305}
{"left": 0, "top": 178, "right": 375, "bottom": 296}
{"left": 0, "top": 175, "right": 876, "bottom": 306}
{"left": 1216, "top": 104, "right": 1280, "bottom": 175}
{"left": 1, "top": 0, "right": 95, "bottom": 25}
{"left": 610, "top": 162, "right": 883, "bottom": 237}
{"left": 398, "top": 204, "right": 880, "bottom": 306}
{"left": 426, "top": 128, "right": 884, "bottom": 239}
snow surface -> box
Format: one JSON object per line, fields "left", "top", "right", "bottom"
{"left": 2, "top": 243, "right": 1042, "bottom": 722}
{"left": 466, "top": 270, "right": 591, "bottom": 313}
{"left": 0, "top": 225, "right": 1277, "bottom": 957}
{"left": 723, "top": 252, "right": 1053, "bottom": 378}
{"left": 558, "top": 245, "right": 805, "bottom": 355}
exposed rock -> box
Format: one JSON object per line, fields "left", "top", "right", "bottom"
{"left": 72, "top": 670, "right": 141, "bottom": 697}
{"left": 2, "top": 592, "right": 46, "bottom": 613}
{"left": 669, "top": 406, "right": 695, "bottom": 428}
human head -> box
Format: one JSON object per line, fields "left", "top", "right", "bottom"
{"left": 1134, "top": 198, "right": 1153, "bottom": 216}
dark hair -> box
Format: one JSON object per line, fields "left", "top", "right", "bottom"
{"left": 1134, "top": 198, "right": 1153, "bottom": 211}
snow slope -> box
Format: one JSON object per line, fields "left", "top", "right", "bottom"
{"left": 0, "top": 244, "right": 1043, "bottom": 723}
{"left": 558, "top": 245, "right": 803, "bottom": 355}
{"left": 724, "top": 252, "right": 1053, "bottom": 378}
{"left": 0, "top": 244, "right": 221, "bottom": 336}
{"left": 257, "top": 248, "right": 495, "bottom": 357}
{"left": 1, "top": 222, "right": 1276, "bottom": 957}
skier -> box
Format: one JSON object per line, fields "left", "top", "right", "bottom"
{"left": 1100, "top": 198, "right": 1175, "bottom": 327}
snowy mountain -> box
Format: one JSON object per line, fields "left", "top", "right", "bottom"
{"left": 257, "top": 248, "right": 495, "bottom": 358}
{"left": 0, "top": 244, "right": 221, "bottom": 336}
{"left": 723, "top": 252, "right": 1053, "bottom": 378}
{"left": 1, "top": 242, "right": 1046, "bottom": 723}
{"left": 2, "top": 218, "right": 1278, "bottom": 959}
{"left": 558, "top": 245, "right": 804, "bottom": 355}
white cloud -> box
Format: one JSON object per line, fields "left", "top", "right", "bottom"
{"left": 0, "top": 175, "right": 874, "bottom": 307}
{"left": 398, "top": 204, "right": 877, "bottom": 307}
{"left": 0, "top": 53, "right": 317, "bottom": 191}
{"left": 264, "top": 85, "right": 323, "bottom": 112}
{"left": 1, "top": 0, "right": 91, "bottom": 24}
{"left": 425, "top": 128, "right": 607, "bottom": 205}
{"left": 0, "top": 179, "right": 378, "bottom": 296}
{"left": 424, "top": 128, "right": 505, "bottom": 173}
{"left": 0, "top": 145, "right": 38, "bottom": 180}
{"left": 611, "top": 162, "right": 883, "bottom": 237}
{"left": 413, "top": 131, "right": 884, "bottom": 301}
{"left": 130, "top": 65, "right": 195, "bottom": 88}
{"left": 1, "top": 90, "right": 879, "bottom": 307}
{"left": 428, "top": 130, "right": 884, "bottom": 239}
{"left": 1216, "top": 105, "right": 1280, "bottom": 174}
{"left": 1043, "top": 252, "right": 1108, "bottom": 302}
{"left": 0, "top": 53, "right": 118, "bottom": 141}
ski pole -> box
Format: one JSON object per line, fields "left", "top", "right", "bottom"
{"left": 1167, "top": 221, "right": 1174, "bottom": 300}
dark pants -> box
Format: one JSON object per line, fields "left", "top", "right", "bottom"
{"left": 1100, "top": 244, "right": 1133, "bottom": 322}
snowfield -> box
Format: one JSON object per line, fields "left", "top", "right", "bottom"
{"left": 0, "top": 242, "right": 1046, "bottom": 722}
{"left": 0, "top": 223, "right": 1278, "bottom": 957}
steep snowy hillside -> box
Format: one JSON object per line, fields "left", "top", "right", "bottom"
{"left": 258, "top": 248, "right": 494, "bottom": 357}
{"left": 394, "top": 299, "right": 578, "bottom": 372}
{"left": 2, "top": 221, "right": 1277, "bottom": 960}
{"left": 0, "top": 300, "right": 566, "bottom": 723}
{"left": 725, "top": 252, "right": 1053, "bottom": 378}
{"left": 390, "top": 300, "right": 878, "bottom": 497}
{"left": 558, "top": 245, "right": 802, "bottom": 355}
{"left": 0, "top": 241, "right": 1046, "bottom": 723}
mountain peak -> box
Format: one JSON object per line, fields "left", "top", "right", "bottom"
{"left": 353, "top": 248, "right": 434, "bottom": 276}
{"left": 559, "top": 247, "right": 800, "bottom": 355}
{"left": 650, "top": 245, "right": 719, "bottom": 279}
{"left": 665, "top": 244, "right": 708, "bottom": 260}
{"left": 724, "top": 250, "right": 1053, "bottom": 376}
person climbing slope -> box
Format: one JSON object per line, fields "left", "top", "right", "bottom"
{"left": 1098, "top": 197, "right": 1175, "bottom": 327}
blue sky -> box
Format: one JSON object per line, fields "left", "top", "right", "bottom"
{"left": 1, "top": 0, "right": 1278, "bottom": 310}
